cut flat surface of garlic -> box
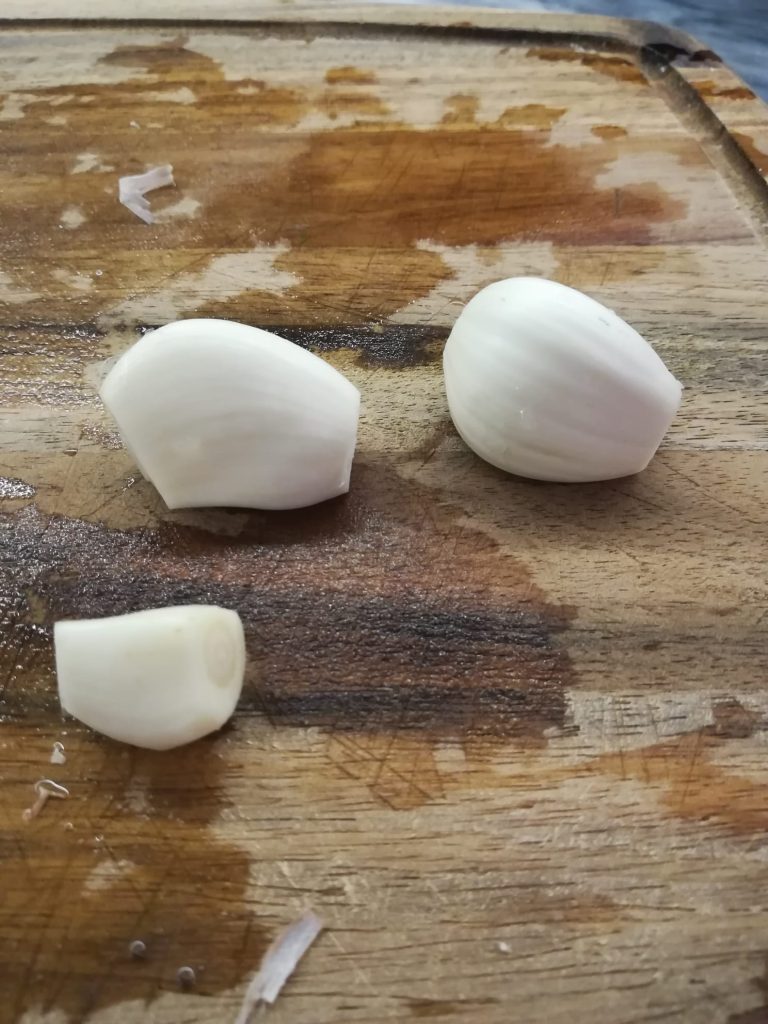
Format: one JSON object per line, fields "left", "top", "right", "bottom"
{"left": 55, "top": 605, "right": 245, "bottom": 750}
{"left": 443, "top": 277, "right": 682, "bottom": 482}
{"left": 100, "top": 318, "right": 360, "bottom": 510}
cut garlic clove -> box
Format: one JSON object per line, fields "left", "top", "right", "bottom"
{"left": 54, "top": 605, "right": 246, "bottom": 750}
{"left": 443, "top": 277, "right": 682, "bottom": 482}
{"left": 100, "top": 318, "right": 360, "bottom": 510}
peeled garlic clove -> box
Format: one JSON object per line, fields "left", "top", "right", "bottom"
{"left": 443, "top": 277, "right": 682, "bottom": 482}
{"left": 54, "top": 605, "right": 245, "bottom": 750}
{"left": 100, "top": 318, "right": 360, "bottom": 510}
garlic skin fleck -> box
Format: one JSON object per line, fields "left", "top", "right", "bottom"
{"left": 100, "top": 318, "right": 360, "bottom": 510}
{"left": 443, "top": 277, "right": 682, "bottom": 482}
{"left": 54, "top": 605, "right": 246, "bottom": 750}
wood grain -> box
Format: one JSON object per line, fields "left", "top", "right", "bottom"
{"left": 2, "top": 6, "right": 768, "bottom": 1023}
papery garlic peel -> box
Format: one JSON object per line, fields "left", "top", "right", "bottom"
{"left": 100, "top": 318, "right": 360, "bottom": 510}
{"left": 55, "top": 605, "right": 245, "bottom": 750}
{"left": 118, "top": 164, "right": 174, "bottom": 224}
{"left": 443, "top": 277, "right": 682, "bottom": 482}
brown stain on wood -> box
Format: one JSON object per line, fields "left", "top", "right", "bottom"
{"left": 691, "top": 78, "right": 756, "bottom": 101}
{"left": 1, "top": 459, "right": 576, "bottom": 744}
{"left": 440, "top": 94, "right": 566, "bottom": 131}
{"left": 0, "top": 38, "right": 692, "bottom": 331}
{"left": 270, "top": 123, "right": 643, "bottom": 250}
{"left": 325, "top": 65, "right": 377, "bottom": 85}
{"left": 589, "top": 699, "right": 768, "bottom": 836}
{"left": 439, "top": 93, "right": 480, "bottom": 126}
{"left": 3, "top": 19, "right": 768, "bottom": 1020}
{"left": 733, "top": 131, "right": 768, "bottom": 175}
{"left": 101, "top": 40, "right": 309, "bottom": 125}
{"left": 147, "top": 86, "right": 686, "bottom": 251}
{"left": 527, "top": 47, "right": 646, "bottom": 85}
{"left": 493, "top": 103, "right": 567, "bottom": 130}
{"left": 591, "top": 124, "right": 628, "bottom": 139}
{"left": 99, "top": 37, "right": 215, "bottom": 78}
{"left": 552, "top": 244, "right": 674, "bottom": 290}
{"left": 0, "top": 739, "right": 267, "bottom": 1019}
{"left": 198, "top": 121, "right": 686, "bottom": 325}
{"left": 0, "top": 453, "right": 576, "bottom": 817}
{"left": 315, "top": 89, "right": 391, "bottom": 121}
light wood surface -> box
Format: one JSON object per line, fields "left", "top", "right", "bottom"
{"left": 2, "top": 5, "right": 768, "bottom": 1023}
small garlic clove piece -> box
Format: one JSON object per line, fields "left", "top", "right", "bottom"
{"left": 54, "top": 605, "right": 246, "bottom": 750}
{"left": 443, "top": 277, "right": 682, "bottom": 482}
{"left": 100, "top": 318, "right": 360, "bottom": 510}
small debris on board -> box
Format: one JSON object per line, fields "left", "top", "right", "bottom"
{"left": 129, "top": 940, "right": 147, "bottom": 959}
{"left": 22, "top": 778, "right": 69, "bottom": 822}
{"left": 496, "top": 940, "right": 511, "bottom": 954}
{"left": 118, "top": 164, "right": 174, "bottom": 224}
{"left": 177, "top": 966, "right": 197, "bottom": 988}
{"left": 50, "top": 741, "right": 66, "bottom": 765}
{"left": 234, "top": 911, "right": 323, "bottom": 1024}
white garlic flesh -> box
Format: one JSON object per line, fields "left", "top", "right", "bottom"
{"left": 100, "top": 318, "right": 360, "bottom": 510}
{"left": 443, "top": 277, "right": 682, "bottom": 482}
{"left": 54, "top": 605, "right": 246, "bottom": 750}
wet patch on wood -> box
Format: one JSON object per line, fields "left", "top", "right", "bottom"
{"left": 1, "top": 459, "right": 576, "bottom": 742}
{"left": 280, "top": 323, "right": 446, "bottom": 369}
{"left": 0, "top": 737, "right": 267, "bottom": 1020}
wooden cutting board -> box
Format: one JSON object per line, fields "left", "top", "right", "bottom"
{"left": 2, "top": 4, "right": 768, "bottom": 1022}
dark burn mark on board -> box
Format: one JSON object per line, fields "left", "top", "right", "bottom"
{"left": 728, "top": 958, "right": 768, "bottom": 1023}
{"left": 1, "top": 461, "right": 575, "bottom": 739}
{"left": 256, "top": 679, "right": 568, "bottom": 736}
{"left": 278, "top": 323, "right": 446, "bottom": 369}
{"left": 315, "top": 88, "right": 391, "bottom": 122}
{"left": 643, "top": 43, "right": 722, "bottom": 67}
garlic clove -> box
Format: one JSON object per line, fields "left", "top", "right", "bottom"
{"left": 54, "top": 605, "right": 246, "bottom": 750}
{"left": 443, "top": 277, "right": 682, "bottom": 482}
{"left": 100, "top": 318, "right": 360, "bottom": 510}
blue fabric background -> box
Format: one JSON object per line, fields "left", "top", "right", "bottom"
{"left": 395, "top": 0, "right": 768, "bottom": 97}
